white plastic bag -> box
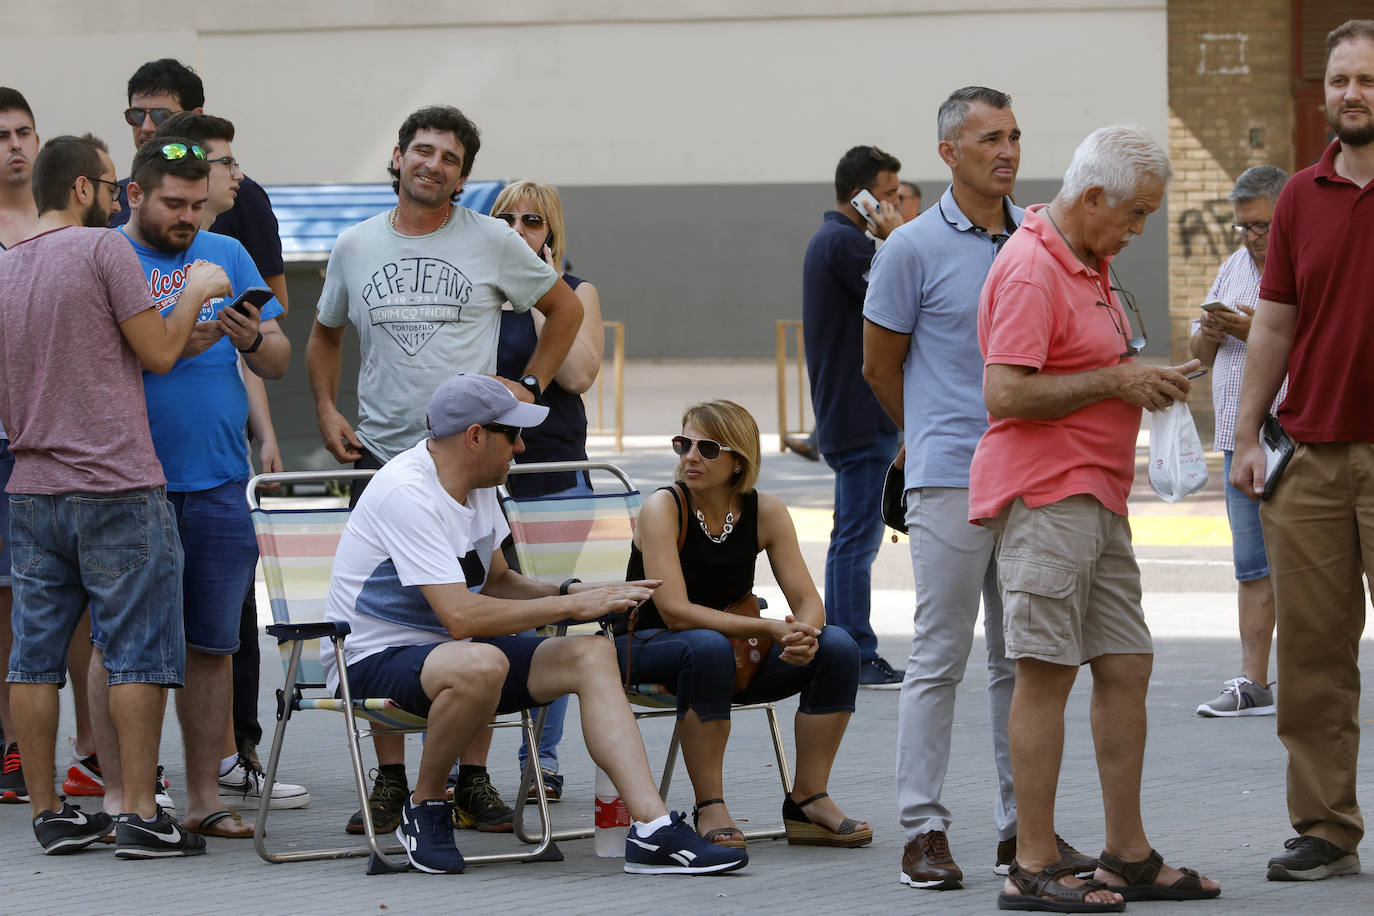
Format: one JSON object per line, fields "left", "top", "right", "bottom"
{"left": 1148, "top": 400, "right": 1209, "bottom": 502}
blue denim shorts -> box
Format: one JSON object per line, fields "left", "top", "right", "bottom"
{"left": 167, "top": 480, "right": 258, "bottom": 655}
{"left": 0, "top": 440, "right": 13, "bottom": 588}
{"left": 7, "top": 487, "right": 185, "bottom": 687}
{"left": 344, "top": 634, "right": 549, "bottom": 717}
{"left": 1223, "top": 451, "right": 1270, "bottom": 581}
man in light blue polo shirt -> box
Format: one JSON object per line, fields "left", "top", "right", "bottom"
{"left": 863, "top": 86, "right": 1094, "bottom": 892}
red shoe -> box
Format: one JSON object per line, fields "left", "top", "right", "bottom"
{"left": 63, "top": 752, "right": 105, "bottom": 796}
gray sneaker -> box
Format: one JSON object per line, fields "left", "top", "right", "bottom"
{"left": 1196, "top": 676, "right": 1275, "bottom": 717}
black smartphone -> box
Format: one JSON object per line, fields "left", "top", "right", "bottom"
{"left": 226, "top": 286, "right": 273, "bottom": 317}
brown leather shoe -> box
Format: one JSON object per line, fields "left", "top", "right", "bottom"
{"left": 995, "top": 833, "right": 1098, "bottom": 878}
{"left": 901, "top": 830, "right": 963, "bottom": 890}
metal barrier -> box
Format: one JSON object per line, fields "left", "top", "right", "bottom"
{"left": 585, "top": 320, "right": 625, "bottom": 452}
{"left": 776, "top": 319, "right": 811, "bottom": 449}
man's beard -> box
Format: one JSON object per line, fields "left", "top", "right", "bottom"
{"left": 134, "top": 208, "right": 195, "bottom": 253}
{"left": 81, "top": 197, "right": 108, "bottom": 228}
{"left": 1327, "top": 105, "right": 1374, "bottom": 147}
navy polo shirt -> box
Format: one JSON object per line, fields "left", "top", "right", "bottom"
{"left": 801, "top": 210, "right": 899, "bottom": 455}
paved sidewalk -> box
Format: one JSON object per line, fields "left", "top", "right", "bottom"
{"left": 2, "top": 361, "right": 1371, "bottom": 913}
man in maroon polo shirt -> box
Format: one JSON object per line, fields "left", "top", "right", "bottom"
{"left": 1231, "top": 18, "right": 1374, "bottom": 884}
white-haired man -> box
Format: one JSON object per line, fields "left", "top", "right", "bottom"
{"left": 969, "top": 126, "right": 1220, "bottom": 910}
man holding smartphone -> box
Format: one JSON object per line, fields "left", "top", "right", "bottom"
{"left": 116, "top": 137, "right": 293, "bottom": 839}
{"left": 1187, "top": 165, "right": 1288, "bottom": 720}
{"left": 801, "top": 144, "right": 905, "bottom": 689}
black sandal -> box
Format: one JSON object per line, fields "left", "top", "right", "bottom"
{"left": 1096, "top": 848, "right": 1220, "bottom": 901}
{"left": 998, "top": 860, "right": 1125, "bottom": 912}
{"left": 782, "top": 791, "right": 872, "bottom": 848}
{"left": 691, "top": 798, "right": 746, "bottom": 850}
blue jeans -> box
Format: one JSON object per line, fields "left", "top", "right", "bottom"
{"left": 8, "top": 487, "right": 185, "bottom": 686}
{"left": 167, "top": 480, "right": 259, "bottom": 655}
{"left": 822, "top": 433, "right": 900, "bottom": 661}
{"left": 615, "top": 625, "right": 859, "bottom": 721}
{"left": 1223, "top": 451, "right": 1271, "bottom": 581}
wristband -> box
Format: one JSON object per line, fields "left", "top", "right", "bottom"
{"left": 559, "top": 577, "right": 581, "bottom": 596}
{"left": 238, "top": 331, "right": 264, "bottom": 354}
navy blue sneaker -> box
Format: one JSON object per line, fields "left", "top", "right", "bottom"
{"left": 624, "top": 811, "right": 748, "bottom": 875}
{"left": 33, "top": 802, "right": 113, "bottom": 854}
{"left": 396, "top": 795, "right": 465, "bottom": 874}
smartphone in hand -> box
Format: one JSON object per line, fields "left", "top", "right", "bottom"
{"left": 850, "top": 189, "right": 881, "bottom": 228}
{"left": 225, "top": 286, "right": 274, "bottom": 317}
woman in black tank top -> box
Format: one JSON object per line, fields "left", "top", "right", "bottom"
{"left": 616, "top": 400, "right": 869, "bottom": 851}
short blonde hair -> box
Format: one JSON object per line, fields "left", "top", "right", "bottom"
{"left": 491, "top": 180, "right": 567, "bottom": 270}
{"left": 675, "top": 400, "right": 761, "bottom": 496}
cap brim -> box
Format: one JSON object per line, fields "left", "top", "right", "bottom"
{"left": 496, "top": 400, "right": 550, "bottom": 428}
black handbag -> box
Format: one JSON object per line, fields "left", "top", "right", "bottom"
{"left": 881, "top": 459, "right": 908, "bottom": 535}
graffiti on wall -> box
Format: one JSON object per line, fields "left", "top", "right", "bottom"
{"left": 1198, "top": 33, "right": 1249, "bottom": 76}
{"left": 1177, "top": 197, "right": 1236, "bottom": 260}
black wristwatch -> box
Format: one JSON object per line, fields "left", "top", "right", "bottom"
{"left": 237, "top": 331, "right": 263, "bottom": 354}
{"left": 518, "top": 374, "right": 542, "bottom": 401}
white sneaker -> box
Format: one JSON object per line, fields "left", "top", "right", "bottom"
{"left": 156, "top": 765, "right": 175, "bottom": 812}
{"left": 218, "top": 755, "right": 310, "bottom": 810}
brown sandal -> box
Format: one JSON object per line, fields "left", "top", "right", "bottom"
{"left": 691, "top": 798, "right": 746, "bottom": 849}
{"left": 1096, "top": 848, "right": 1220, "bottom": 901}
{"left": 998, "top": 860, "right": 1125, "bottom": 912}
{"left": 782, "top": 791, "right": 873, "bottom": 848}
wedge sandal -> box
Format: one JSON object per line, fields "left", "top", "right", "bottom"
{"left": 782, "top": 791, "right": 873, "bottom": 848}
{"left": 691, "top": 798, "right": 746, "bottom": 849}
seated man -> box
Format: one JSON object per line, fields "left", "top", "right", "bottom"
{"left": 322, "top": 373, "right": 749, "bottom": 876}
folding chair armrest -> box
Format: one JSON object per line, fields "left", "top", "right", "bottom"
{"left": 266, "top": 621, "right": 351, "bottom": 643}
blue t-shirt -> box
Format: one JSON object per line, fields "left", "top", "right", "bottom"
{"left": 863, "top": 186, "right": 1023, "bottom": 490}
{"left": 120, "top": 228, "right": 285, "bottom": 491}
{"left": 801, "top": 210, "right": 899, "bottom": 455}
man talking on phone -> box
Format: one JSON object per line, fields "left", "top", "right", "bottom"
{"left": 117, "top": 136, "right": 290, "bottom": 840}
{"left": 800, "top": 145, "right": 905, "bottom": 689}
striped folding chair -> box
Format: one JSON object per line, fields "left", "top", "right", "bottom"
{"left": 247, "top": 470, "right": 557, "bottom": 871}
{"left": 499, "top": 462, "right": 793, "bottom": 843}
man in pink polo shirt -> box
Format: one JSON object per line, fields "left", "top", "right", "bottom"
{"left": 969, "top": 126, "right": 1219, "bottom": 911}
{"left": 1231, "top": 19, "right": 1374, "bottom": 885}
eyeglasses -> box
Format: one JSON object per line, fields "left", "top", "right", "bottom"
{"left": 495, "top": 212, "right": 546, "bottom": 229}
{"left": 206, "top": 155, "right": 241, "bottom": 172}
{"left": 671, "top": 436, "right": 736, "bottom": 461}
{"left": 158, "top": 143, "right": 206, "bottom": 162}
{"left": 124, "top": 106, "right": 175, "bottom": 128}
{"left": 482, "top": 422, "right": 522, "bottom": 443}
{"left": 1097, "top": 285, "right": 1148, "bottom": 357}
{"left": 89, "top": 176, "right": 122, "bottom": 199}
{"left": 1230, "top": 221, "right": 1270, "bottom": 237}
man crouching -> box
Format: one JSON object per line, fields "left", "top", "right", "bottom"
{"left": 322, "top": 373, "right": 747, "bottom": 876}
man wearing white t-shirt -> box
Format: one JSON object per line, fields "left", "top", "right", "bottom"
{"left": 322, "top": 374, "right": 747, "bottom": 876}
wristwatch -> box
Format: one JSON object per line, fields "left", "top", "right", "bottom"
{"left": 237, "top": 331, "right": 264, "bottom": 354}
{"left": 518, "top": 374, "right": 542, "bottom": 401}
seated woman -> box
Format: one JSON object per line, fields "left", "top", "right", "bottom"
{"left": 614, "top": 399, "right": 869, "bottom": 850}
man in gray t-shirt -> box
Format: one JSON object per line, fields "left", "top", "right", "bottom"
{"left": 305, "top": 105, "right": 582, "bottom": 835}
{"left": 307, "top": 105, "right": 581, "bottom": 467}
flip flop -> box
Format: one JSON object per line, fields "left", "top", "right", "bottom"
{"left": 188, "top": 809, "right": 254, "bottom": 838}
{"left": 1096, "top": 848, "right": 1220, "bottom": 901}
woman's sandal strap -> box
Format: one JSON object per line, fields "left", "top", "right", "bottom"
{"left": 693, "top": 798, "right": 725, "bottom": 811}
{"left": 793, "top": 791, "right": 829, "bottom": 808}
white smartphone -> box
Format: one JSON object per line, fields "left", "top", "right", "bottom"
{"left": 850, "top": 189, "right": 881, "bottom": 227}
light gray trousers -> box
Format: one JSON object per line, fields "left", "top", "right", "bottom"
{"left": 896, "top": 487, "right": 1017, "bottom": 841}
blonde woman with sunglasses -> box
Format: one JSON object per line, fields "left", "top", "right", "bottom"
{"left": 613, "top": 400, "right": 870, "bottom": 852}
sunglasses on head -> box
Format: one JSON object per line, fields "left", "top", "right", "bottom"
{"left": 158, "top": 142, "right": 206, "bottom": 162}
{"left": 671, "top": 436, "right": 736, "bottom": 461}
{"left": 124, "top": 106, "right": 175, "bottom": 128}
{"left": 495, "top": 212, "right": 546, "bottom": 229}
{"left": 482, "top": 422, "right": 522, "bottom": 443}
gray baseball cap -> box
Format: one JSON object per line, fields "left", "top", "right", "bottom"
{"left": 425, "top": 374, "right": 549, "bottom": 439}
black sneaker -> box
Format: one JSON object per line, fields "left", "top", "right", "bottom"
{"left": 33, "top": 802, "right": 113, "bottom": 854}
{"left": 114, "top": 807, "right": 207, "bottom": 859}
{"left": 0, "top": 742, "right": 28, "bottom": 803}
{"left": 624, "top": 811, "right": 748, "bottom": 874}
{"left": 1267, "top": 835, "right": 1360, "bottom": 881}
{"left": 345, "top": 767, "right": 409, "bottom": 835}
{"left": 450, "top": 771, "right": 514, "bottom": 833}
{"left": 858, "top": 656, "right": 903, "bottom": 690}
{"left": 396, "top": 795, "right": 465, "bottom": 874}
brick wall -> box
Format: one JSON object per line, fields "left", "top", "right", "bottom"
{"left": 1167, "top": 0, "right": 1294, "bottom": 439}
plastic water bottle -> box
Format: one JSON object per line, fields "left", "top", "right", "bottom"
{"left": 593, "top": 765, "right": 629, "bottom": 857}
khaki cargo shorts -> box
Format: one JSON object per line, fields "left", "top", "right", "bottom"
{"left": 986, "top": 495, "right": 1152, "bottom": 666}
